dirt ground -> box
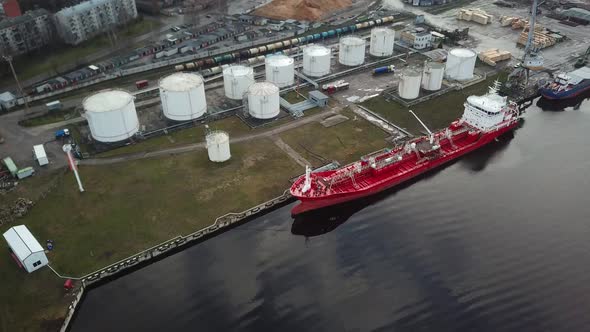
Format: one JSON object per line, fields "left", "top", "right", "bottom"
{"left": 254, "top": 0, "right": 352, "bottom": 21}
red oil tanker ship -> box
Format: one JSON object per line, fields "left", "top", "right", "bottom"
{"left": 290, "top": 81, "right": 521, "bottom": 215}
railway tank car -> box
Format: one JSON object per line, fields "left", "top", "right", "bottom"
{"left": 173, "top": 16, "right": 395, "bottom": 72}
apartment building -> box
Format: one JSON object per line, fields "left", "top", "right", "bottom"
{"left": 54, "top": 0, "right": 138, "bottom": 45}
{"left": 0, "top": 9, "right": 55, "bottom": 56}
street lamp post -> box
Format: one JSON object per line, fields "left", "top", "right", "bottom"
{"left": 2, "top": 55, "right": 30, "bottom": 114}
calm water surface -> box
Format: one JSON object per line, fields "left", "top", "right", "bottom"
{"left": 70, "top": 96, "right": 590, "bottom": 332}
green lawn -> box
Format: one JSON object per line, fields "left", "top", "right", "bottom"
{"left": 97, "top": 116, "right": 252, "bottom": 158}
{"left": 18, "top": 108, "right": 78, "bottom": 127}
{"left": 0, "top": 137, "right": 302, "bottom": 331}
{"left": 10, "top": 18, "right": 163, "bottom": 81}
{"left": 361, "top": 74, "right": 508, "bottom": 135}
{"left": 279, "top": 109, "right": 390, "bottom": 167}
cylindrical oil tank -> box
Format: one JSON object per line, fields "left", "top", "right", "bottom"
{"left": 339, "top": 36, "right": 366, "bottom": 66}
{"left": 248, "top": 82, "right": 280, "bottom": 119}
{"left": 223, "top": 65, "right": 254, "bottom": 100}
{"left": 421, "top": 62, "right": 445, "bottom": 91}
{"left": 370, "top": 27, "right": 395, "bottom": 57}
{"left": 265, "top": 54, "right": 294, "bottom": 88}
{"left": 398, "top": 70, "right": 422, "bottom": 100}
{"left": 82, "top": 89, "right": 139, "bottom": 143}
{"left": 445, "top": 48, "right": 477, "bottom": 81}
{"left": 159, "top": 72, "right": 206, "bottom": 121}
{"left": 206, "top": 130, "right": 231, "bottom": 162}
{"left": 303, "top": 45, "right": 331, "bottom": 77}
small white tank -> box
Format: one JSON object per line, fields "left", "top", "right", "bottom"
{"left": 223, "top": 65, "right": 255, "bottom": 100}
{"left": 370, "top": 28, "right": 395, "bottom": 57}
{"left": 206, "top": 130, "right": 231, "bottom": 162}
{"left": 159, "top": 72, "right": 207, "bottom": 121}
{"left": 339, "top": 36, "right": 366, "bottom": 66}
{"left": 398, "top": 70, "right": 422, "bottom": 100}
{"left": 265, "top": 54, "right": 294, "bottom": 88}
{"left": 82, "top": 89, "right": 139, "bottom": 143}
{"left": 445, "top": 48, "right": 477, "bottom": 81}
{"left": 303, "top": 45, "right": 331, "bottom": 77}
{"left": 248, "top": 82, "right": 280, "bottom": 119}
{"left": 421, "top": 62, "right": 445, "bottom": 91}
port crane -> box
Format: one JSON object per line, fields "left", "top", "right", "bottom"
{"left": 507, "top": 0, "right": 545, "bottom": 86}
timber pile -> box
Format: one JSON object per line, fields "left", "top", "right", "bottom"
{"left": 457, "top": 8, "right": 494, "bottom": 25}
{"left": 478, "top": 49, "right": 512, "bottom": 66}
{"left": 517, "top": 25, "right": 557, "bottom": 49}
{"left": 499, "top": 15, "right": 527, "bottom": 28}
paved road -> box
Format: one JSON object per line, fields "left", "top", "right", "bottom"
{"left": 80, "top": 110, "right": 337, "bottom": 166}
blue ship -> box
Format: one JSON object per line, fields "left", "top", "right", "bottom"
{"left": 540, "top": 67, "right": 590, "bottom": 100}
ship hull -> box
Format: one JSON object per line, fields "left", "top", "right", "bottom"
{"left": 291, "top": 123, "right": 518, "bottom": 215}
{"left": 540, "top": 79, "right": 590, "bottom": 100}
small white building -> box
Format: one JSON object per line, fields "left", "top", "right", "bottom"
{"left": 0, "top": 91, "right": 17, "bottom": 111}
{"left": 3, "top": 225, "right": 48, "bottom": 273}
{"left": 33, "top": 144, "right": 49, "bottom": 166}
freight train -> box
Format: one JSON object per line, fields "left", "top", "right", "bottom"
{"left": 174, "top": 16, "right": 395, "bottom": 74}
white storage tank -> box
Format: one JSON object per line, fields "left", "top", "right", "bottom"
{"left": 370, "top": 28, "right": 395, "bottom": 57}
{"left": 445, "top": 48, "right": 477, "bottom": 81}
{"left": 223, "top": 65, "right": 255, "bottom": 100}
{"left": 159, "top": 72, "right": 207, "bottom": 121}
{"left": 82, "top": 89, "right": 139, "bottom": 143}
{"left": 248, "top": 82, "right": 280, "bottom": 119}
{"left": 398, "top": 70, "right": 422, "bottom": 100}
{"left": 422, "top": 61, "right": 445, "bottom": 91}
{"left": 339, "top": 36, "right": 366, "bottom": 66}
{"left": 303, "top": 45, "right": 331, "bottom": 77}
{"left": 206, "top": 130, "right": 231, "bottom": 162}
{"left": 265, "top": 54, "right": 295, "bottom": 88}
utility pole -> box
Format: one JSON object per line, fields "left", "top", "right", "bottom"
{"left": 2, "top": 55, "right": 30, "bottom": 114}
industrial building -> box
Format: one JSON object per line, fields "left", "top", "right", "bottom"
{"left": 0, "top": 9, "right": 55, "bottom": 56}
{"left": 400, "top": 28, "right": 432, "bottom": 50}
{"left": 54, "top": 0, "right": 138, "bottom": 45}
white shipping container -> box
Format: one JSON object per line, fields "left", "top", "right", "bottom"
{"left": 33, "top": 144, "right": 48, "bottom": 166}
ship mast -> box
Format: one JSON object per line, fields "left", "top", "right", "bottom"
{"left": 409, "top": 110, "right": 434, "bottom": 144}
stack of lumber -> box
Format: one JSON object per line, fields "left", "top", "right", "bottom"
{"left": 457, "top": 8, "right": 494, "bottom": 24}
{"left": 517, "top": 25, "right": 557, "bottom": 49}
{"left": 478, "top": 49, "right": 512, "bottom": 66}
{"left": 499, "top": 15, "right": 525, "bottom": 27}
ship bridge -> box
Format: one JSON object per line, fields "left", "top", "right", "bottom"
{"left": 462, "top": 84, "right": 508, "bottom": 131}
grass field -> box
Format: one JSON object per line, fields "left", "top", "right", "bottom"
{"left": 0, "top": 137, "right": 302, "bottom": 331}
{"left": 10, "top": 19, "right": 163, "bottom": 82}
{"left": 279, "top": 109, "right": 390, "bottom": 167}
{"left": 97, "top": 116, "right": 252, "bottom": 158}
{"left": 18, "top": 107, "right": 79, "bottom": 127}
{"left": 361, "top": 74, "right": 507, "bottom": 135}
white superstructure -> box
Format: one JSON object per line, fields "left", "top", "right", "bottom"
{"left": 248, "top": 82, "right": 280, "bottom": 119}
{"left": 223, "top": 65, "right": 255, "bottom": 100}
{"left": 265, "top": 54, "right": 295, "bottom": 87}
{"left": 82, "top": 89, "right": 139, "bottom": 143}
{"left": 339, "top": 36, "right": 366, "bottom": 66}
{"left": 445, "top": 48, "right": 477, "bottom": 81}
{"left": 159, "top": 72, "right": 207, "bottom": 121}
{"left": 461, "top": 82, "right": 515, "bottom": 131}
{"left": 398, "top": 70, "right": 422, "bottom": 99}
{"left": 206, "top": 131, "right": 231, "bottom": 162}
{"left": 421, "top": 61, "right": 445, "bottom": 91}
{"left": 370, "top": 28, "right": 395, "bottom": 57}
{"left": 303, "top": 45, "right": 331, "bottom": 77}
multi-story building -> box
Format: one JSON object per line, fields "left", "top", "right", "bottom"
{"left": 0, "top": 9, "right": 55, "bottom": 56}
{"left": 54, "top": 0, "right": 138, "bottom": 45}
